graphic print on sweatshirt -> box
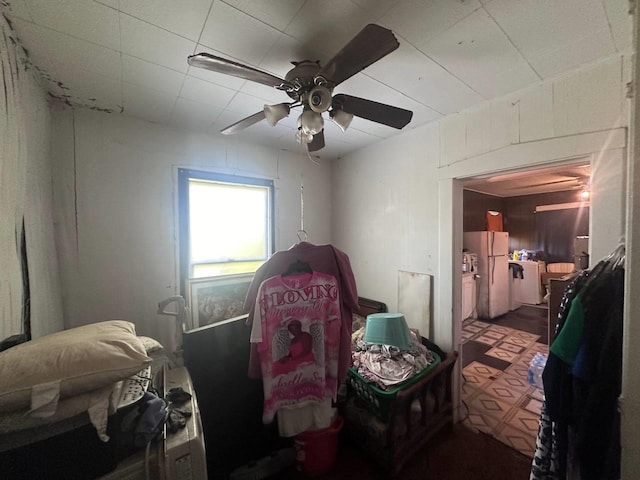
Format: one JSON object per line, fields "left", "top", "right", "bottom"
{"left": 251, "top": 271, "right": 341, "bottom": 422}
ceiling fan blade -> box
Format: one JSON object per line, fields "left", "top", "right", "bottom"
{"left": 307, "top": 130, "right": 325, "bottom": 152}
{"left": 188, "top": 53, "right": 293, "bottom": 90}
{"left": 315, "top": 24, "right": 399, "bottom": 87}
{"left": 220, "top": 111, "right": 266, "bottom": 135}
{"left": 507, "top": 179, "right": 582, "bottom": 190}
{"left": 332, "top": 94, "right": 413, "bottom": 129}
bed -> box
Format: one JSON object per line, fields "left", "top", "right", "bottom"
{"left": 0, "top": 321, "right": 187, "bottom": 479}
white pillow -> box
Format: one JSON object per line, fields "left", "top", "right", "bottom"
{"left": 0, "top": 320, "right": 151, "bottom": 412}
{"left": 138, "top": 336, "right": 164, "bottom": 354}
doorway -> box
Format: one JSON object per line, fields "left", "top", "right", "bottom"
{"left": 456, "top": 161, "right": 591, "bottom": 456}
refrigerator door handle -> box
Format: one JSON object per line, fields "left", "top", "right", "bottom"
{"left": 490, "top": 256, "right": 495, "bottom": 285}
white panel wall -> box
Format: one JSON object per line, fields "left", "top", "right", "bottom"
{"left": 489, "top": 96, "right": 519, "bottom": 150}
{"left": 0, "top": 16, "right": 63, "bottom": 340}
{"left": 590, "top": 147, "right": 627, "bottom": 262}
{"left": 332, "top": 124, "right": 440, "bottom": 311}
{"left": 51, "top": 109, "right": 333, "bottom": 339}
{"left": 519, "top": 83, "right": 554, "bottom": 142}
{"left": 333, "top": 53, "right": 629, "bottom": 352}
{"left": 622, "top": 9, "right": 640, "bottom": 475}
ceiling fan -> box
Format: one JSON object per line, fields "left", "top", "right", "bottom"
{"left": 187, "top": 24, "right": 413, "bottom": 152}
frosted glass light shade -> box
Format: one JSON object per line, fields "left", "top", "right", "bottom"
{"left": 264, "top": 103, "right": 290, "bottom": 126}
{"left": 300, "top": 110, "right": 324, "bottom": 135}
{"left": 330, "top": 109, "right": 353, "bottom": 132}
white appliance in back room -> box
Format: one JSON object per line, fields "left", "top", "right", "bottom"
{"left": 463, "top": 231, "right": 510, "bottom": 319}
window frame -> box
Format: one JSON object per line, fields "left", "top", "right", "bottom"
{"left": 177, "top": 168, "right": 275, "bottom": 295}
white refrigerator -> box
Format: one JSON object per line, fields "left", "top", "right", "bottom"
{"left": 463, "top": 231, "right": 510, "bottom": 319}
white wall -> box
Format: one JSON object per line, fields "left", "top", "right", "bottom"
{"left": 333, "top": 124, "right": 440, "bottom": 310}
{"left": 621, "top": 9, "right": 640, "bottom": 478}
{"left": 50, "top": 109, "right": 333, "bottom": 340}
{"left": 333, "top": 54, "right": 630, "bottom": 353}
{"left": 0, "top": 16, "right": 63, "bottom": 340}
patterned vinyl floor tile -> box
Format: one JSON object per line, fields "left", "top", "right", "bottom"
{"left": 463, "top": 411, "right": 502, "bottom": 435}
{"left": 529, "top": 387, "right": 545, "bottom": 402}
{"left": 522, "top": 395, "right": 544, "bottom": 416}
{"left": 462, "top": 380, "right": 483, "bottom": 400}
{"left": 472, "top": 320, "right": 490, "bottom": 329}
{"left": 483, "top": 381, "right": 527, "bottom": 405}
{"left": 461, "top": 314, "right": 548, "bottom": 458}
{"left": 464, "top": 324, "right": 484, "bottom": 333}
{"left": 503, "top": 335, "right": 537, "bottom": 348}
{"left": 509, "top": 330, "right": 541, "bottom": 342}
{"left": 461, "top": 319, "right": 552, "bottom": 458}
{"left": 463, "top": 361, "right": 503, "bottom": 380}
{"left": 505, "top": 362, "right": 530, "bottom": 379}
{"left": 506, "top": 407, "right": 541, "bottom": 435}
{"left": 462, "top": 330, "right": 476, "bottom": 342}
{"left": 532, "top": 342, "right": 549, "bottom": 354}
{"left": 474, "top": 334, "right": 501, "bottom": 346}
{"left": 493, "top": 373, "right": 532, "bottom": 396}
{"left": 483, "top": 330, "right": 507, "bottom": 340}
{"left": 469, "top": 392, "right": 514, "bottom": 421}
{"left": 485, "top": 346, "right": 520, "bottom": 363}
{"left": 497, "top": 341, "right": 526, "bottom": 354}
{"left": 494, "top": 423, "right": 536, "bottom": 458}
{"left": 487, "top": 324, "right": 515, "bottom": 335}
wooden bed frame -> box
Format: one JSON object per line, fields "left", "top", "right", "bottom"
{"left": 342, "top": 297, "right": 458, "bottom": 477}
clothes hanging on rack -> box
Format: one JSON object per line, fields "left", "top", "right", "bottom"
{"left": 243, "top": 242, "right": 358, "bottom": 435}
{"left": 530, "top": 248, "right": 624, "bottom": 480}
{"left": 249, "top": 271, "right": 342, "bottom": 423}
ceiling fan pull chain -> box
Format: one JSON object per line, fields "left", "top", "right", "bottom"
{"left": 297, "top": 168, "right": 308, "bottom": 243}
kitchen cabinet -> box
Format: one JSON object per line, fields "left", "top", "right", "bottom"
{"left": 462, "top": 273, "right": 476, "bottom": 320}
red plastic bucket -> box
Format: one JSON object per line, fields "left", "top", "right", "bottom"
{"left": 293, "top": 416, "right": 344, "bottom": 477}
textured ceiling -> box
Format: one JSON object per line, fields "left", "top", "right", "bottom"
{"left": 1, "top": 0, "right": 632, "bottom": 159}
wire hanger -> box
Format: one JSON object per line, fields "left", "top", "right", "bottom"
{"left": 609, "top": 243, "right": 625, "bottom": 270}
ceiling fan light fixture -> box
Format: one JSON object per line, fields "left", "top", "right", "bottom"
{"left": 263, "top": 103, "right": 290, "bottom": 126}
{"left": 330, "top": 109, "right": 353, "bottom": 132}
{"left": 295, "top": 129, "right": 314, "bottom": 144}
{"left": 299, "top": 110, "right": 324, "bottom": 135}
{"left": 308, "top": 85, "right": 332, "bottom": 113}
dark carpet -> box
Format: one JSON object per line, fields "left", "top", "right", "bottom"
{"left": 281, "top": 424, "right": 532, "bottom": 480}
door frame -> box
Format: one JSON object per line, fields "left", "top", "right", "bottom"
{"left": 435, "top": 128, "right": 627, "bottom": 422}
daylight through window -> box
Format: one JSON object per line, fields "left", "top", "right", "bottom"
{"left": 178, "top": 169, "right": 274, "bottom": 284}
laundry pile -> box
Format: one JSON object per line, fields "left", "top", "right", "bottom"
{"left": 351, "top": 327, "right": 436, "bottom": 390}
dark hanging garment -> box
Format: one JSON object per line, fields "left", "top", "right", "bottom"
{"left": 509, "top": 262, "right": 524, "bottom": 279}
{"left": 532, "top": 250, "right": 623, "bottom": 480}
{"left": 572, "top": 267, "right": 623, "bottom": 480}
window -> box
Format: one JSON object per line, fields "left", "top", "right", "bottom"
{"left": 178, "top": 169, "right": 274, "bottom": 288}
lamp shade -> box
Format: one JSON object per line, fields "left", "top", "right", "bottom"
{"left": 364, "top": 313, "right": 412, "bottom": 350}
{"left": 330, "top": 109, "right": 353, "bottom": 132}
{"left": 264, "top": 103, "right": 290, "bottom": 126}
{"left": 300, "top": 109, "right": 324, "bottom": 135}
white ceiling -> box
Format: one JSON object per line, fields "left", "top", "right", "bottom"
{"left": 464, "top": 162, "right": 592, "bottom": 197}
{"left": 1, "top": 0, "right": 632, "bottom": 159}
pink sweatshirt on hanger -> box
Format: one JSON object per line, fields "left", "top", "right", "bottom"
{"left": 250, "top": 271, "right": 341, "bottom": 422}
{"left": 244, "top": 242, "right": 359, "bottom": 383}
